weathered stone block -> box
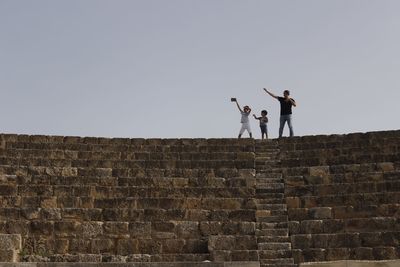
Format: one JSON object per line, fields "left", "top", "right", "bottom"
{"left": 0, "top": 250, "right": 18, "bottom": 262}
{"left": 175, "top": 221, "right": 200, "bottom": 238}
{"left": 309, "top": 166, "right": 330, "bottom": 177}
{"left": 360, "top": 232, "right": 383, "bottom": 247}
{"left": 161, "top": 239, "right": 185, "bottom": 253}
{"left": 199, "top": 222, "right": 222, "bottom": 235}
{"left": 291, "top": 234, "right": 312, "bottom": 249}
{"left": 54, "top": 221, "right": 80, "bottom": 237}
{"left": 0, "top": 234, "right": 21, "bottom": 250}
{"left": 29, "top": 221, "right": 54, "bottom": 235}
{"left": 286, "top": 197, "right": 301, "bottom": 208}
{"left": 288, "top": 208, "right": 309, "bottom": 221}
{"left": 303, "top": 248, "right": 326, "bottom": 262}
{"left": 0, "top": 185, "right": 17, "bottom": 196}
{"left": 126, "top": 253, "right": 151, "bottom": 262}
{"left": 300, "top": 220, "right": 323, "bottom": 234}
{"left": 373, "top": 246, "right": 398, "bottom": 260}
{"left": 137, "top": 239, "right": 162, "bottom": 254}
{"left": 310, "top": 207, "right": 332, "bottom": 219}
{"left": 208, "top": 235, "right": 235, "bottom": 251}
{"left": 322, "top": 219, "right": 345, "bottom": 233}
{"left": 183, "top": 239, "right": 208, "bottom": 253}
{"left": 116, "top": 239, "right": 139, "bottom": 255}
{"left": 90, "top": 238, "right": 115, "bottom": 253}
{"left": 350, "top": 247, "right": 374, "bottom": 260}
{"left": 79, "top": 222, "right": 103, "bottom": 238}
{"left": 53, "top": 239, "right": 69, "bottom": 254}
{"left": 103, "top": 222, "right": 129, "bottom": 237}
{"left": 377, "top": 162, "right": 395, "bottom": 172}
{"left": 288, "top": 221, "right": 301, "bottom": 235}
{"left": 235, "top": 236, "right": 257, "bottom": 250}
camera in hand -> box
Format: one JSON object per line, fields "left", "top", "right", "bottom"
{"left": 231, "top": 98, "right": 237, "bottom": 102}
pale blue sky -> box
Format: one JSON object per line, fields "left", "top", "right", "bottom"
{"left": 1, "top": 0, "right": 399, "bottom": 138}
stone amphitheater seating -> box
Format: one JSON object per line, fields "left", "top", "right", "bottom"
{"left": 279, "top": 131, "right": 400, "bottom": 264}
{"left": 0, "top": 130, "right": 399, "bottom": 267}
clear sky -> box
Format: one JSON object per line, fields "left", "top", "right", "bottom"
{"left": 1, "top": 0, "right": 399, "bottom": 138}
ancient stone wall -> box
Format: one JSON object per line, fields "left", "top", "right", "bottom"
{"left": 0, "top": 135, "right": 257, "bottom": 263}
{"left": 0, "top": 130, "right": 399, "bottom": 267}
{"left": 279, "top": 130, "right": 400, "bottom": 264}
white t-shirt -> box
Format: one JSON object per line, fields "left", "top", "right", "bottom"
{"left": 241, "top": 112, "right": 250, "bottom": 123}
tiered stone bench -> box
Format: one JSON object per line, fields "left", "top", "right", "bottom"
{"left": 278, "top": 131, "right": 400, "bottom": 265}
{"left": 0, "top": 130, "right": 399, "bottom": 267}
{"left": 0, "top": 135, "right": 257, "bottom": 264}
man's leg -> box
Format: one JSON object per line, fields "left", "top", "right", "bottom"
{"left": 287, "top": 115, "right": 294, "bottom": 137}
{"left": 279, "top": 116, "right": 286, "bottom": 138}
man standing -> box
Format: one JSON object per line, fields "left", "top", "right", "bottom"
{"left": 264, "top": 88, "right": 297, "bottom": 137}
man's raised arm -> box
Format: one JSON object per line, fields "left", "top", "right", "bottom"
{"left": 290, "top": 98, "right": 297, "bottom": 107}
{"left": 263, "top": 88, "right": 278, "bottom": 99}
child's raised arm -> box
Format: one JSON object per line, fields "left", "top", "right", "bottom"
{"left": 253, "top": 114, "right": 261, "bottom": 120}
{"left": 234, "top": 100, "right": 243, "bottom": 112}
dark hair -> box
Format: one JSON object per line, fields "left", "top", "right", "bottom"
{"left": 284, "top": 90, "right": 290, "bottom": 95}
{"left": 261, "top": 110, "right": 268, "bottom": 115}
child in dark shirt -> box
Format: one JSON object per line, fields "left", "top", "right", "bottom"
{"left": 253, "top": 110, "right": 269, "bottom": 139}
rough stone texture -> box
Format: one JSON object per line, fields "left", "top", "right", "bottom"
{"left": 279, "top": 130, "right": 400, "bottom": 264}
{"left": 0, "top": 135, "right": 257, "bottom": 264}
{"left": 0, "top": 250, "right": 19, "bottom": 262}
{"left": 300, "top": 260, "right": 400, "bottom": 267}
{"left": 0, "top": 234, "right": 21, "bottom": 250}
{"left": 0, "top": 130, "right": 399, "bottom": 266}
{"left": 0, "top": 263, "right": 260, "bottom": 267}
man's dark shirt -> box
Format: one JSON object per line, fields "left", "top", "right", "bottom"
{"left": 278, "top": 97, "right": 294, "bottom": 115}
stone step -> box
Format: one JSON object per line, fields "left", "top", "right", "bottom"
{"left": 260, "top": 258, "right": 295, "bottom": 265}
{"left": 256, "top": 193, "right": 285, "bottom": 199}
{"left": 257, "top": 215, "right": 288, "bottom": 223}
{"left": 256, "top": 183, "right": 285, "bottom": 190}
{"left": 255, "top": 159, "right": 280, "bottom": 164}
{"left": 256, "top": 209, "right": 287, "bottom": 217}
{"left": 256, "top": 188, "right": 285, "bottom": 194}
{"left": 257, "top": 199, "right": 286, "bottom": 204}
{"left": 255, "top": 156, "right": 279, "bottom": 161}
{"left": 260, "top": 263, "right": 297, "bottom": 267}
{"left": 257, "top": 222, "right": 289, "bottom": 229}
{"left": 255, "top": 204, "right": 287, "bottom": 210}
{"left": 258, "top": 242, "right": 291, "bottom": 250}
{"left": 255, "top": 228, "right": 288, "bottom": 236}
{"left": 256, "top": 172, "right": 283, "bottom": 179}
{"left": 210, "top": 249, "right": 260, "bottom": 261}
{"left": 254, "top": 154, "right": 276, "bottom": 160}
{"left": 256, "top": 163, "right": 276, "bottom": 167}
{"left": 255, "top": 146, "right": 279, "bottom": 150}
{"left": 259, "top": 249, "right": 293, "bottom": 259}
{"left": 256, "top": 178, "right": 284, "bottom": 183}
{"left": 0, "top": 249, "right": 19, "bottom": 262}
{"left": 257, "top": 235, "right": 291, "bottom": 243}
{"left": 255, "top": 161, "right": 276, "bottom": 165}
{"left": 263, "top": 209, "right": 288, "bottom": 216}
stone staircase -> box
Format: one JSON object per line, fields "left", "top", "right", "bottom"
{"left": 254, "top": 140, "right": 296, "bottom": 267}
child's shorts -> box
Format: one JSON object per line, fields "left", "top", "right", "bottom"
{"left": 239, "top": 123, "right": 252, "bottom": 135}
{"left": 260, "top": 125, "right": 267, "bottom": 134}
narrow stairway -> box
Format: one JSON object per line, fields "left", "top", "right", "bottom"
{"left": 255, "top": 139, "right": 296, "bottom": 267}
